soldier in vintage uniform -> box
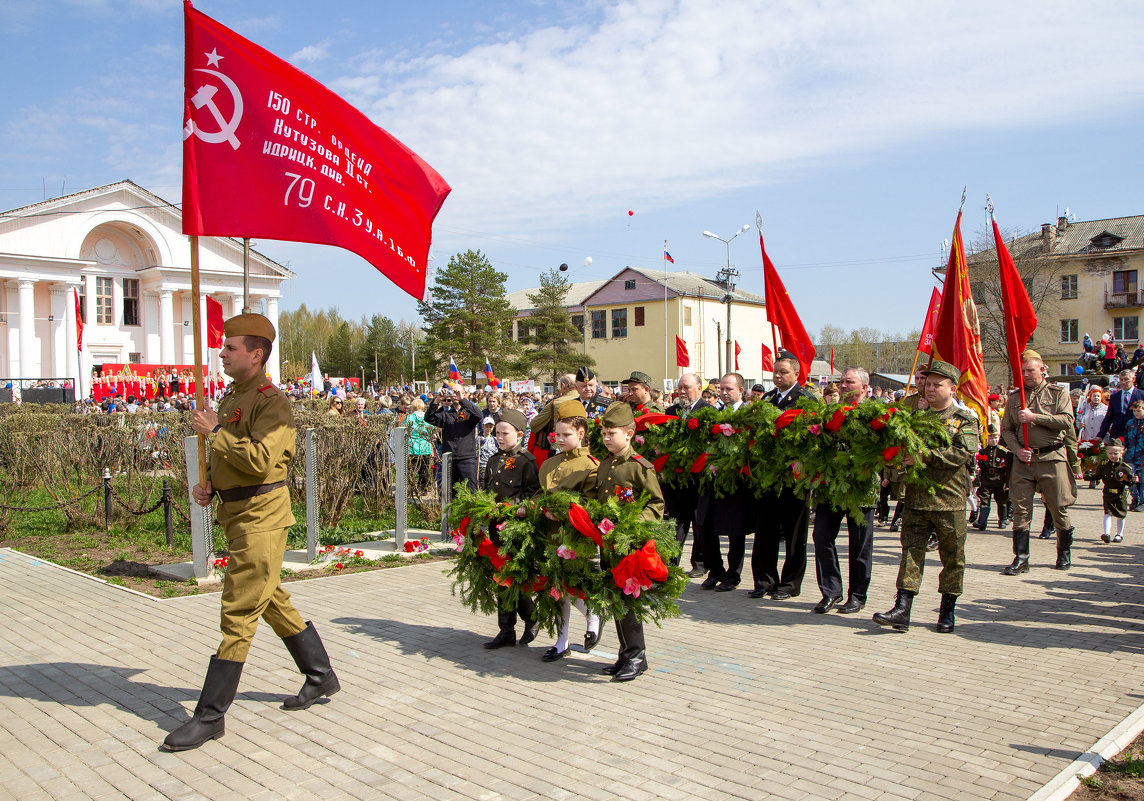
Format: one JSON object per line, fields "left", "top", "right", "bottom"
{"left": 594, "top": 402, "right": 665, "bottom": 682}
{"left": 163, "top": 314, "right": 338, "bottom": 752}
{"left": 873, "top": 361, "right": 979, "bottom": 634}
{"left": 482, "top": 409, "right": 542, "bottom": 648}
{"left": 972, "top": 432, "right": 1012, "bottom": 530}
{"left": 619, "top": 370, "right": 665, "bottom": 414}
{"left": 1001, "top": 349, "right": 1078, "bottom": 575}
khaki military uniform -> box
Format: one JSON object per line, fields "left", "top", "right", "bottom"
{"left": 1001, "top": 380, "right": 1077, "bottom": 531}
{"left": 209, "top": 374, "right": 305, "bottom": 662}
{"left": 537, "top": 445, "right": 599, "bottom": 494}
{"left": 630, "top": 400, "right": 665, "bottom": 416}
{"left": 897, "top": 403, "right": 979, "bottom": 596}
{"left": 595, "top": 446, "right": 664, "bottom": 521}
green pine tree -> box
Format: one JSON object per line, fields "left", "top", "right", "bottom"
{"left": 524, "top": 268, "right": 594, "bottom": 387}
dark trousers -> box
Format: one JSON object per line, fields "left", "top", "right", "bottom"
{"left": 751, "top": 488, "right": 810, "bottom": 594}
{"left": 811, "top": 504, "right": 874, "bottom": 603}
{"left": 711, "top": 488, "right": 752, "bottom": 585}
{"left": 875, "top": 483, "right": 892, "bottom": 521}
{"left": 615, "top": 609, "right": 646, "bottom": 665}
{"left": 496, "top": 592, "right": 535, "bottom": 634}
{"left": 665, "top": 485, "right": 704, "bottom": 568}
{"left": 447, "top": 454, "right": 478, "bottom": 492}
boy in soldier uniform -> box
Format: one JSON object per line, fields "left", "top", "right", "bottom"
{"left": 481, "top": 409, "right": 541, "bottom": 648}
{"left": 594, "top": 402, "right": 664, "bottom": 681}
{"left": 1099, "top": 441, "right": 1137, "bottom": 543}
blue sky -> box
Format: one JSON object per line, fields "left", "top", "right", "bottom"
{"left": 2, "top": 0, "right": 1144, "bottom": 340}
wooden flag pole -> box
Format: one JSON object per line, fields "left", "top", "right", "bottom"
{"left": 190, "top": 235, "right": 207, "bottom": 487}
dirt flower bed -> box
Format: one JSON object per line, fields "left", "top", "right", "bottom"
{"left": 1071, "top": 731, "right": 1144, "bottom": 800}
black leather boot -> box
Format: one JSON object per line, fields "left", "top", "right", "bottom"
{"left": 1040, "top": 512, "right": 1055, "bottom": 540}
{"left": 936, "top": 593, "right": 957, "bottom": 633}
{"left": 602, "top": 619, "right": 627, "bottom": 676}
{"left": 872, "top": 590, "right": 914, "bottom": 631}
{"left": 889, "top": 502, "right": 903, "bottom": 533}
{"left": 1002, "top": 529, "right": 1030, "bottom": 575}
{"left": 973, "top": 499, "right": 990, "bottom": 531}
{"left": 161, "top": 655, "right": 243, "bottom": 751}
{"left": 281, "top": 622, "right": 341, "bottom": 710}
{"left": 1055, "top": 527, "right": 1073, "bottom": 570}
{"left": 518, "top": 600, "right": 539, "bottom": 647}
{"left": 484, "top": 610, "right": 517, "bottom": 649}
{"left": 611, "top": 651, "right": 647, "bottom": 682}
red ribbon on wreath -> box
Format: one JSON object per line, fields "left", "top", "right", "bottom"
{"left": 652, "top": 453, "right": 670, "bottom": 472}
{"left": 611, "top": 540, "right": 669, "bottom": 595}
{"left": 635, "top": 413, "right": 678, "bottom": 431}
{"left": 690, "top": 452, "right": 708, "bottom": 473}
{"left": 774, "top": 409, "right": 804, "bottom": 432}
{"left": 567, "top": 502, "right": 603, "bottom": 546}
{"left": 824, "top": 405, "right": 856, "bottom": 433}
{"left": 882, "top": 446, "right": 900, "bottom": 461}
{"left": 476, "top": 538, "right": 509, "bottom": 570}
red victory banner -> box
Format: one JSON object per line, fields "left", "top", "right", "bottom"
{"left": 182, "top": 1, "right": 451, "bottom": 301}
{"left": 758, "top": 216, "right": 814, "bottom": 385}
{"left": 734, "top": 340, "right": 741, "bottom": 371}
{"left": 931, "top": 206, "right": 989, "bottom": 437}
{"left": 205, "top": 296, "right": 224, "bottom": 348}
{"left": 760, "top": 343, "right": 774, "bottom": 372}
{"left": 675, "top": 336, "right": 690, "bottom": 367}
{"left": 916, "top": 287, "right": 942, "bottom": 356}
{"left": 991, "top": 202, "right": 1038, "bottom": 447}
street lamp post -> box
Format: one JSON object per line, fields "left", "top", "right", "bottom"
{"left": 712, "top": 318, "right": 723, "bottom": 377}
{"left": 702, "top": 224, "right": 750, "bottom": 375}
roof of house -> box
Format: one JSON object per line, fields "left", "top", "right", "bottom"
{"left": 506, "top": 266, "right": 765, "bottom": 312}
{"left": 967, "top": 214, "right": 1144, "bottom": 264}
{"left": 505, "top": 279, "right": 607, "bottom": 312}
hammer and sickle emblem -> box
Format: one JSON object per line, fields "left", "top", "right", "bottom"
{"left": 182, "top": 68, "right": 244, "bottom": 150}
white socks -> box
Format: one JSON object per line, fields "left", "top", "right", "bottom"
{"left": 553, "top": 598, "right": 600, "bottom": 652}
{"left": 1118, "top": 517, "right": 1127, "bottom": 539}
{"left": 1105, "top": 515, "right": 1114, "bottom": 540}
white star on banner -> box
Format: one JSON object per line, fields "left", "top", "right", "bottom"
{"left": 204, "top": 48, "right": 223, "bottom": 67}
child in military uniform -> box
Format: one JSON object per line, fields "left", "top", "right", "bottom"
{"left": 1099, "top": 442, "right": 1137, "bottom": 543}
{"left": 595, "top": 402, "right": 664, "bottom": 682}
{"left": 537, "top": 399, "right": 602, "bottom": 662}
{"left": 973, "top": 432, "right": 1012, "bottom": 530}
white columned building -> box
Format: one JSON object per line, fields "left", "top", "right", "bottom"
{"left": 0, "top": 180, "right": 294, "bottom": 392}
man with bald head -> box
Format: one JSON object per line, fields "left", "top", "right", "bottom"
{"left": 526, "top": 372, "right": 579, "bottom": 462}
{"left": 665, "top": 373, "right": 714, "bottom": 575}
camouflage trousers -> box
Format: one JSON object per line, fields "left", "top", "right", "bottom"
{"left": 896, "top": 508, "right": 966, "bottom": 596}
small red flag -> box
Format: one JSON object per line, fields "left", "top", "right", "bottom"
{"left": 916, "top": 287, "right": 942, "bottom": 355}
{"left": 734, "top": 340, "right": 741, "bottom": 371}
{"left": 675, "top": 336, "right": 689, "bottom": 367}
{"left": 74, "top": 287, "right": 83, "bottom": 352}
{"left": 182, "top": 2, "right": 450, "bottom": 301}
{"left": 760, "top": 229, "right": 814, "bottom": 384}
{"left": 760, "top": 343, "right": 774, "bottom": 372}
{"left": 206, "top": 296, "right": 224, "bottom": 348}
{"left": 993, "top": 218, "right": 1038, "bottom": 388}
{"left": 829, "top": 347, "right": 834, "bottom": 375}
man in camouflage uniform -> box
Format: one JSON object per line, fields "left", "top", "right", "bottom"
{"left": 1001, "top": 349, "right": 1078, "bottom": 574}
{"left": 163, "top": 314, "right": 339, "bottom": 752}
{"left": 873, "top": 360, "right": 979, "bottom": 634}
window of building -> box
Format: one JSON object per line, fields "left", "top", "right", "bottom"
{"left": 128, "top": 352, "right": 142, "bottom": 364}
{"left": 77, "top": 282, "right": 86, "bottom": 324}
{"left": 1059, "top": 319, "right": 1078, "bottom": 343}
{"left": 1114, "top": 316, "right": 1140, "bottom": 341}
{"left": 683, "top": 305, "right": 692, "bottom": 326}
{"left": 624, "top": 279, "right": 636, "bottom": 290}
{"left": 634, "top": 306, "right": 645, "bottom": 326}
{"left": 591, "top": 310, "right": 606, "bottom": 339}
{"left": 516, "top": 320, "right": 526, "bottom": 341}
{"left": 95, "top": 277, "right": 113, "bottom": 324}
{"left": 611, "top": 308, "right": 627, "bottom": 338}
{"left": 122, "top": 278, "right": 140, "bottom": 327}
{"left": 1058, "top": 363, "right": 1070, "bottom": 376}
{"left": 571, "top": 314, "right": 584, "bottom": 336}
{"left": 1113, "top": 270, "right": 1138, "bottom": 295}
{"left": 1060, "top": 274, "right": 1077, "bottom": 299}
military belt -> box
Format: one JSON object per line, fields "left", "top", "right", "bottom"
{"left": 1029, "top": 442, "right": 1064, "bottom": 456}
{"left": 215, "top": 480, "right": 286, "bottom": 503}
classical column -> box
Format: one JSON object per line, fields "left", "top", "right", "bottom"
{"left": 231, "top": 294, "right": 243, "bottom": 318}
{"left": 65, "top": 284, "right": 81, "bottom": 395}
{"left": 143, "top": 291, "right": 160, "bottom": 363}
{"left": 18, "top": 279, "right": 37, "bottom": 379}
{"left": 6, "top": 283, "right": 20, "bottom": 377}
{"left": 265, "top": 296, "right": 280, "bottom": 384}
{"left": 181, "top": 297, "right": 194, "bottom": 365}
{"left": 159, "top": 290, "right": 175, "bottom": 364}
{"left": 49, "top": 286, "right": 67, "bottom": 378}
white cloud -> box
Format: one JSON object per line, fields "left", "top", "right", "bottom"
{"left": 326, "top": 0, "right": 1144, "bottom": 239}
{"left": 290, "top": 43, "right": 329, "bottom": 65}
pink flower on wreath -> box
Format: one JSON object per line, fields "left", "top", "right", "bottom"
{"left": 717, "top": 423, "right": 735, "bottom": 437}
{"left": 634, "top": 434, "right": 646, "bottom": 445}
{"left": 495, "top": 521, "right": 507, "bottom": 531}
{"left": 557, "top": 544, "right": 577, "bottom": 560}
{"left": 598, "top": 518, "right": 616, "bottom": 536}
{"left": 452, "top": 534, "right": 465, "bottom": 552}
{"left": 808, "top": 424, "right": 822, "bottom": 435}
{"left": 622, "top": 576, "right": 643, "bottom": 598}
{"left": 549, "top": 586, "right": 563, "bottom": 600}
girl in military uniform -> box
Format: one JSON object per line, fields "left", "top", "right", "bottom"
{"left": 1099, "top": 442, "right": 1137, "bottom": 543}
{"left": 537, "top": 399, "right": 601, "bottom": 662}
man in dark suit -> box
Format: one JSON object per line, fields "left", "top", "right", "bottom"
{"left": 1098, "top": 369, "right": 1144, "bottom": 441}
{"left": 749, "top": 355, "right": 813, "bottom": 600}
{"left": 665, "top": 372, "right": 713, "bottom": 576}
{"left": 702, "top": 373, "right": 752, "bottom": 592}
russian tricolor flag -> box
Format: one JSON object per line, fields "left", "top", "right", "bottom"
{"left": 664, "top": 251, "right": 674, "bottom": 263}
{"left": 449, "top": 357, "right": 462, "bottom": 382}
{"left": 484, "top": 359, "right": 499, "bottom": 387}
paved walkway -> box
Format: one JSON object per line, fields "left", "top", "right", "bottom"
{"left": 2, "top": 487, "right": 1143, "bottom": 801}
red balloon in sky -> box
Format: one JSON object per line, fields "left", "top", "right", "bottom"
{"left": 627, "top": 210, "right": 634, "bottom": 216}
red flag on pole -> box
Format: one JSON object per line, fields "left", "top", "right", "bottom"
{"left": 829, "top": 347, "right": 834, "bottom": 375}
{"left": 760, "top": 343, "right": 774, "bottom": 372}
{"left": 74, "top": 287, "right": 83, "bottom": 352}
{"left": 205, "top": 296, "right": 224, "bottom": 348}
{"left": 916, "top": 287, "right": 942, "bottom": 355}
{"left": 675, "top": 336, "right": 689, "bottom": 367}
{"left": 759, "top": 227, "right": 814, "bottom": 384}
{"left": 182, "top": 2, "right": 451, "bottom": 301}
{"left": 931, "top": 210, "right": 989, "bottom": 436}
{"left": 734, "top": 340, "right": 741, "bottom": 371}
{"left": 993, "top": 217, "right": 1037, "bottom": 385}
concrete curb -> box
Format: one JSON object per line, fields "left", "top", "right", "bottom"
{"left": 1028, "top": 701, "right": 1144, "bottom": 801}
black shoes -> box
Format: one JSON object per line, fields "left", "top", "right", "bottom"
{"left": 688, "top": 563, "right": 707, "bottom": 578}
{"left": 714, "top": 581, "right": 738, "bottom": 592}
{"left": 872, "top": 590, "right": 914, "bottom": 632}
{"left": 541, "top": 646, "right": 569, "bottom": 662}
{"left": 836, "top": 598, "right": 864, "bottom": 614}
{"left": 161, "top": 655, "right": 244, "bottom": 751}
{"left": 926, "top": 533, "right": 939, "bottom": 551}
{"left": 281, "top": 622, "right": 341, "bottom": 711}
{"left": 519, "top": 619, "right": 539, "bottom": 647}
{"left": 484, "top": 630, "right": 516, "bottom": 649}
{"left": 1003, "top": 529, "right": 1031, "bottom": 575}
{"left": 700, "top": 575, "right": 720, "bottom": 590}
{"left": 770, "top": 589, "right": 797, "bottom": 601}
{"left": 611, "top": 653, "right": 648, "bottom": 682}
{"left": 812, "top": 595, "right": 843, "bottom": 613}
{"left": 936, "top": 593, "right": 957, "bottom": 633}
{"left": 746, "top": 588, "right": 770, "bottom": 599}
{"left": 583, "top": 631, "right": 600, "bottom": 652}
